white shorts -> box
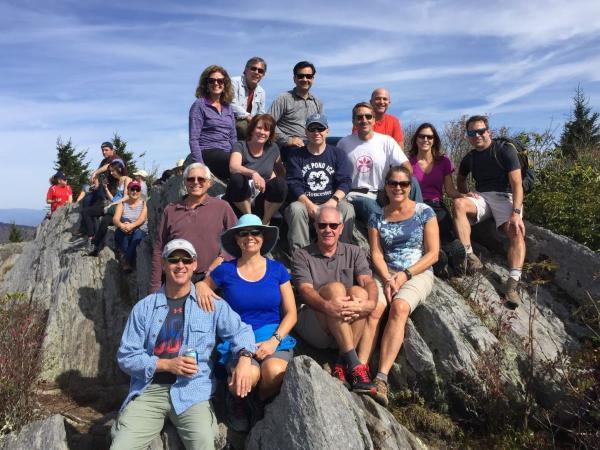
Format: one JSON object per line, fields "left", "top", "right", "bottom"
{"left": 374, "top": 271, "right": 434, "bottom": 314}
{"left": 466, "top": 191, "right": 523, "bottom": 228}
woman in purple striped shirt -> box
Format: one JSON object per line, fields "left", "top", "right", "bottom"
{"left": 188, "top": 65, "right": 237, "bottom": 181}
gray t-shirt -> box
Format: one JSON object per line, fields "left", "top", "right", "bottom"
{"left": 232, "top": 141, "right": 280, "bottom": 180}
{"left": 291, "top": 242, "right": 372, "bottom": 292}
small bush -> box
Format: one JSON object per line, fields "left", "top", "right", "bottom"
{"left": 0, "top": 293, "right": 48, "bottom": 434}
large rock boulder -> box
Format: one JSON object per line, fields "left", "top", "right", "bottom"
{"left": 0, "top": 414, "right": 68, "bottom": 450}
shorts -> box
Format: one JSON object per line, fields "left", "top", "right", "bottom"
{"left": 294, "top": 305, "right": 337, "bottom": 349}
{"left": 466, "top": 191, "right": 523, "bottom": 228}
{"left": 227, "top": 348, "right": 293, "bottom": 372}
{"left": 375, "top": 270, "right": 434, "bottom": 314}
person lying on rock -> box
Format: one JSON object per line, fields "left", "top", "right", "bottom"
{"left": 291, "top": 205, "right": 380, "bottom": 397}
{"left": 150, "top": 162, "right": 237, "bottom": 294}
{"left": 112, "top": 238, "right": 256, "bottom": 450}
{"left": 195, "top": 214, "right": 297, "bottom": 432}
{"left": 368, "top": 166, "right": 439, "bottom": 407}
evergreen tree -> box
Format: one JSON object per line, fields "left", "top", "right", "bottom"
{"left": 8, "top": 222, "right": 23, "bottom": 243}
{"left": 111, "top": 133, "right": 144, "bottom": 176}
{"left": 53, "top": 138, "right": 91, "bottom": 200}
{"left": 559, "top": 86, "right": 600, "bottom": 160}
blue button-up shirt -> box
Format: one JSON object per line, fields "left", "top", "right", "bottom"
{"left": 117, "top": 284, "right": 256, "bottom": 415}
{"left": 188, "top": 97, "right": 237, "bottom": 163}
{"left": 230, "top": 75, "right": 266, "bottom": 120}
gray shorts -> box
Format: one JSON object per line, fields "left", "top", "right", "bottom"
{"left": 294, "top": 305, "right": 338, "bottom": 350}
{"left": 466, "top": 191, "right": 523, "bottom": 228}
{"left": 227, "top": 349, "right": 293, "bottom": 372}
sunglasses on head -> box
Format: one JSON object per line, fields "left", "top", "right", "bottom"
{"left": 317, "top": 222, "right": 341, "bottom": 230}
{"left": 248, "top": 66, "right": 265, "bottom": 74}
{"left": 307, "top": 125, "right": 327, "bottom": 133}
{"left": 166, "top": 256, "right": 195, "bottom": 265}
{"left": 186, "top": 176, "right": 208, "bottom": 184}
{"left": 354, "top": 113, "right": 373, "bottom": 121}
{"left": 417, "top": 134, "right": 435, "bottom": 141}
{"left": 237, "top": 229, "right": 263, "bottom": 237}
{"left": 386, "top": 180, "right": 411, "bottom": 188}
{"left": 295, "top": 73, "right": 314, "bottom": 80}
{"left": 207, "top": 77, "right": 225, "bottom": 85}
{"left": 466, "top": 128, "right": 487, "bottom": 137}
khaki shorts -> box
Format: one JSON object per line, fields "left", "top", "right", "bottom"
{"left": 466, "top": 191, "right": 523, "bottom": 228}
{"left": 294, "top": 305, "right": 338, "bottom": 349}
{"left": 375, "top": 270, "right": 434, "bottom": 314}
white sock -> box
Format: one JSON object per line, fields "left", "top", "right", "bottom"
{"left": 509, "top": 268, "right": 522, "bottom": 281}
{"left": 465, "top": 245, "right": 473, "bottom": 255}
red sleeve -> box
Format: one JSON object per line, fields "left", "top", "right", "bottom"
{"left": 67, "top": 186, "right": 73, "bottom": 196}
{"left": 150, "top": 205, "right": 170, "bottom": 292}
{"left": 46, "top": 186, "right": 54, "bottom": 201}
{"left": 392, "top": 118, "right": 404, "bottom": 145}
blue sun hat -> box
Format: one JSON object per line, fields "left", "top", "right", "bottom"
{"left": 220, "top": 214, "right": 279, "bottom": 258}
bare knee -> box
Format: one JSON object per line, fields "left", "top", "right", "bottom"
{"left": 369, "top": 301, "right": 387, "bottom": 320}
{"left": 452, "top": 198, "right": 470, "bottom": 216}
{"left": 348, "top": 285, "right": 368, "bottom": 300}
{"left": 319, "top": 282, "right": 347, "bottom": 300}
{"left": 260, "top": 359, "right": 288, "bottom": 385}
{"left": 389, "top": 300, "right": 411, "bottom": 322}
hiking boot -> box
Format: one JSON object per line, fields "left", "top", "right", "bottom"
{"left": 466, "top": 252, "right": 483, "bottom": 273}
{"left": 225, "top": 390, "right": 249, "bottom": 432}
{"left": 373, "top": 378, "right": 389, "bottom": 407}
{"left": 504, "top": 278, "right": 522, "bottom": 309}
{"left": 331, "top": 363, "right": 350, "bottom": 390}
{"left": 348, "top": 364, "right": 376, "bottom": 396}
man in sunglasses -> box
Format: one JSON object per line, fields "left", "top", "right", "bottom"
{"left": 112, "top": 238, "right": 256, "bottom": 449}
{"left": 351, "top": 88, "right": 404, "bottom": 145}
{"left": 454, "top": 115, "right": 525, "bottom": 307}
{"left": 268, "top": 60, "right": 324, "bottom": 161}
{"left": 285, "top": 113, "right": 354, "bottom": 251}
{"left": 231, "top": 57, "right": 267, "bottom": 140}
{"left": 338, "top": 102, "right": 419, "bottom": 223}
{"left": 150, "top": 163, "right": 237, "bottom": 294}
{"left": 292, "top": 206, "right": 378, "bottom": 396}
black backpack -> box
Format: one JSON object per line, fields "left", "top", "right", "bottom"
{"left": 492, "top": 137, "right": 535, "bottom": 194}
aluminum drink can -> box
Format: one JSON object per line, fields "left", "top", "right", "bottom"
{"left": 183, "top": 347, "right": 197, "bottom": 363}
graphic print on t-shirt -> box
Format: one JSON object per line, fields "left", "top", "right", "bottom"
{"left": 154, "top": 299, "right": 185, "bottom": 358}
{"left": 356, "top": 155, "right": 373, "bottom": 173}
{"left": 301, "top": 161, "right": 335, "bottom": 201}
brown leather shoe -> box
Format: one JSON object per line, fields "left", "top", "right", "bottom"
{"left": 504, "top": 278, "right": 521, "bottom": 308}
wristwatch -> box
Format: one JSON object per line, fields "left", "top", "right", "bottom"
{"left": 331, "top": 194, "right": 341, "bottom": 204}
{"left": 403, "top": 268, "right": 413, "bottom": 281}
{"left": 273, "top": 332, "right": 282, "bottom": 343}
{"left": 238, "top": 349, "right": 254, "bottom": 359}
{"left": 512, "top": 207, "right": 522, "bottom": 214}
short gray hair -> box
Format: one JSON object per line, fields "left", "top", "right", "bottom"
{"left": 316, "top": 205, "right": 342, "bottom": 223}
{"left": 183, "top": 162, "right": 212, "bottom": 180}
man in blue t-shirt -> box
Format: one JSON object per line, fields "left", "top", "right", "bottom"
{"left": 284, "top": 113, "right": 355, "bottom": 251}
{"left": 453, "top": 115, "right": 525, "bottom": 307}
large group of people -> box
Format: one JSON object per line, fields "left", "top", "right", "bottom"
{"left": 44, "top": 57, "right": 527, "bottom": 449}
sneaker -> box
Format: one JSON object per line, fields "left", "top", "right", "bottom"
{"left": 225, "top": 390, "right": 249, "bottom": 432}
{"left": 466, "top": 252, "right": 483, "bottom": 273}
{"left": 331, "top": 363, "right": 350, "bottom": 390}
{"left": 348, "top": 364, "right": 376, "bottom": 396}
{"left": 373, "top": 378, "right": 389, "bottom": 407}
{"left": 504, "top": 278, "right": 521, "bottom": 308}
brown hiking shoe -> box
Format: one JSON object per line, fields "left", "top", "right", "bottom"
{"left": 373, "top": 378, "right": 389, "bottom": 407}
{"left": 466, "top": 252, "right": 483, "bottom": 272}
{"left": 504, "top": 278, "right": 521, "bottom": 308}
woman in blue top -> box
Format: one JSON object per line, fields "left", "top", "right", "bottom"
{"left": 367, "top": 166, "right": 439, "bottom": 407}
{"left": 196, "top": 214, "right": 297, "bottom": 431}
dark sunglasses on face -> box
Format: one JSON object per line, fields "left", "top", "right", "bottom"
{"left": 417, "top": 134, "right": 435, "bottom": 141}
{"left": 186, "top": 176, "right": 208, "bottom": 184}
{"left": 295, "top": 73, "right": 314, "bottom": 80}
{"left": 207, "top": 77, "right": 225, "bottom": 85}
{"left": 167, "top": 256, "right": 195, "bottom": 265}
{"left": 386, "top": 180, "right": 411, "bottom": 188}
{"left": 466, "top": 128, "right": 488, "bottom": 137}
{"left": 317, "top": 222, "right": 341, "bottom": 230}
{"left": 354, "top": 114, "right": 373, "bottom": 121}
{"left": 129, "top": 188, "right": 141, "bottom": 192}
{"left": 307, "top": 126, "right": 327, "bottom": 133}
{"left": 237, "top": 229, "right": 263, "bottom": 237}
{"left": 248, "top": 66, "right": 265, "bottom": 74}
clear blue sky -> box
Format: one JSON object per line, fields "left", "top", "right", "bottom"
{"left": 1, "top": 0, "right": 599, "bottom": 209}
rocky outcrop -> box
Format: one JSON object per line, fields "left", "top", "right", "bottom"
{"left": 0, "top": 414, "right": 68, "bottom": 450}
{"left": 0, "top": 241, "right": 26, "bottom": 283}
{"left": 247, "top": 356, "right": 426, "bottom": 450}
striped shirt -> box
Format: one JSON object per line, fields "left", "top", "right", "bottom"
{"left": 122, "top": 200, "right": 147, "bottom": 232}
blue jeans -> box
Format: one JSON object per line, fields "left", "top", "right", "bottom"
{"left": 114, "top": 228, "right": 146, "bottom": 264}
{"left": 410, "top": 177, "right": 423, "bottom": 203}
{"left": 348, "top": 195, "right": 382, "bottom": 224}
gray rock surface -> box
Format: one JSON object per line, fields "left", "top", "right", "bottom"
{"left": 0, "top": 241, "right": 26, "bottom": 283}
{"left": 247, "top": 356, "right": 426, "bottom": 450}
{"left": 0, "top": 414, "right": 68, "bottom": 450}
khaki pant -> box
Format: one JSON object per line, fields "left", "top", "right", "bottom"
{"left": 110, "top": 384, "right": 217, "bottom": 450}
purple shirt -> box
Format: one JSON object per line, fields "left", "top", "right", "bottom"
{"left": 410, "top": 155, "right": 454, "bottom": 202}
{"left": 188, "top": 97, "right": 237, "bottom": 163}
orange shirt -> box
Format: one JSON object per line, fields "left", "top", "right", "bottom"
{"left": 352, "top": 113, "right": 404, "bottom": 145}
{"left": 47, "top": 184, "right": 72, "bottom": 213}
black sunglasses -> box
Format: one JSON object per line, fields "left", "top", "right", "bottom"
{"left": 317, "top": 222, "right": 341, "bottom": 230}
{"left": 417, "top": 134, "right": 435, "bottom": 141}
{"left": 207, "top": 77, "right": 225, "bottom": 85}
{"left": 295, "top": 73, "right": 314, "bottom": 80}
{"left": 307, "top": 126, "right": 327, "bottom": 133}
{"left": 466, "top": 128, "right": 487, "bottom": 137}
{"left": 354, "top": 114, "right": 373, "bottom": 121}
{"left": 386, "top": 180, "right": 411, "bottom": 188}
{"left": 186, "top": 176, "right": 208, "bottom": 184}
{"left": 237, "top": 229, "right": 263, "bottom": 237}
{"left": 248, "top": 66, "right": 265, "bottom": 74}
{"left": 129, "top": 187, "right": 141, "bottom": 192}
{"left": 166, "top": 256, "right": 195, "bottom": 265}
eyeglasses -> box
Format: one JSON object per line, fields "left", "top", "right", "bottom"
{"left": 295, "top": 73, "right": 314, "bottom": 80}
{"left": 166, "top": 256, "right": 195, "bottom": 265}
{"left": 248, "top": 66, "right": 265, "bottom": 75}
{"left": 317, "top": 222, "right": 341, "bottom": 230}
{"left": 466, "top": 128, "right": 488, "bottom": 137}
{"left": 186, "top": 176, "right": 208, "bottom": 184}
{"left": 354, "top": 114, "right": 374, "bottom": 121}
{"left": 417, "top": 134, "right": 435, "bottom": 141}
{"left": 236, "top": 229, "right": 263, "bottom": 237}
{"left": 129, "top": 188, "right": 141, "bottom": 192}
{"left": 386, "top": 180, "right": 411, "bottom": 188}
{"left": 207, "top": 77, "right": 225, "bottom": 85}
{"left": 307, "top": 125, "right": 327, "bottom": 133}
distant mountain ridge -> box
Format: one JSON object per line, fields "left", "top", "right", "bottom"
{"left": 0, "top": 208, "right": 46, "bottom": 227}
{"left": 0, "top": 222, "right": 36, "bottom": 243}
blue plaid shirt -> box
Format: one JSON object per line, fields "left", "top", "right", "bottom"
{"left": 117, "top": 284, "right": 256, "bottom": 415}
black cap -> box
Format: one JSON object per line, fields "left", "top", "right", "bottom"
{"left": 101, "top": 141, "right": 114, "bottom": 149}
{"left": 54, "top": 171, "right": 67, "bottom": 180}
